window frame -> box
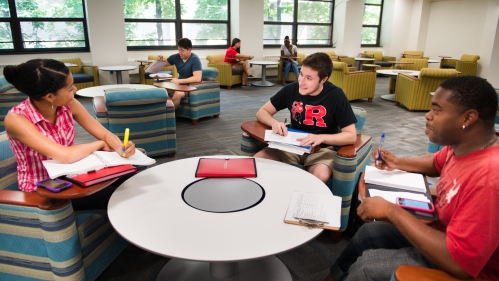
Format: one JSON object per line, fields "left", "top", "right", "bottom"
{"left": 124, "top": 0, "right": 231, "bottom": 51}
{"left": 263, "top": 0, "right": 334, "bottom": 48}
{"left": 361, "top": 0, "right": 383, "bottom": 47}
{"left": 0, "top": 0, "right": 90, "bottom": 55}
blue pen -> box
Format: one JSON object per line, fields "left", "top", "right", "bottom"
{"left": 376, "top": 132, "right": 385, "bottom": 165}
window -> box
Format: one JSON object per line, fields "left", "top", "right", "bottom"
{"left": 123, "top": 0, "right": 229, "bottom": 50}
{"left": 361, "top": 0, "right": 383, "bottom": 46}
{"left": 0, "top": 0, "right": 89, "bottom": 54}
{"left": 263, "top": 0, "right": 333, "bottom": 47}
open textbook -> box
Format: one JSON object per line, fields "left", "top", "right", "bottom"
{"left": 145, "top": 60, "right": 168, "bottom": 73}
{"left": 264, "top": 129, "right": 312, "bottom": 155}
{"left": 42, "top": 149, "right": 155, "bottom": 179}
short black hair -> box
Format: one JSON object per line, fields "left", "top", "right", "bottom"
{"left": 231, "top": 38, "right": 241, "bottom": 47}
{"left": 301, "top": 52, "right": 332, "bottom": 80}
{"left": 3, "top": 59, "right": 69, "bottom": 100}
{"left": 440, "top": 76, "right": 498, "bottom": 126}
{"left": 177, "top": 38, "right": 192, "bottom": 49}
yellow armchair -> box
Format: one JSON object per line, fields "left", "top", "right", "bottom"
{"left": 440, "top": 54, "right": 480, "bottom": 76}
{"left": 139, "top": 55, "right": 178, "bottom": 85}
{"left": 54, "top": 57, "right": 100, "bottom": 90}
{"left": 364, "top": 50, "right": 396, "bottom": 70}
{"left": 389, "top": 58, "right": 429, "bottom": 93}
{"left": 394, "top": 68, "right": 459, "bottom": 111}
{"left": 329, "top": 61, "right": 376, "bottom": 102}
{"left": 324, "top": 51, "right": 356, "bottom": 71}
{"left": 401, "top": 50, "right": 425, "bottom": 59}
{"left": 277, "top": 52, "right": 305, "bottom": 83}
{"left": 205, "top": 54, "right": 241, "bottom": 89}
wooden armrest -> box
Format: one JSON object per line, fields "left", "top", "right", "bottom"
{"left": 0, "top": 190, "right": 69, "bottom": 210}
{"left": 346, "top": 71, "right": 370, "bottom": 75}
{"left": 93, "top": 96, "right": 106, "bottom": 113}
{"left": 337, "top": 135, "right": 372, "bottom": 158}
{"left": 394, "top": 265, "right": 484, "bottom": 281}
{"left": 400, "top": 73, "right": 419, "bottom": 81}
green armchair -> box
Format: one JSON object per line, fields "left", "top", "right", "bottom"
{"left": 389, "top": 58, "right": 429, "bottom": 93}
{"left": 54, "top": 57, "right": 100, "bottom": 90}
{"left": 394, "top": 68, "right": 459, "bottom": 111}
{"left": 206, "top": 54, "right": 242, "bottom": 89}
{"left": 0, "top": 131, "right": 128, "bottom": 280}
{"left": 364, "top": 50, "right": 396, "bottom": 70}
{"left": 277, "top": 52, "right": 305, "bottom": 83}
{"left": 329, "top": 61, "right": 377, "bottom": 102}
{"left": 240, "top": 106, "right": 372, "bottom": 239}
{"left": 440, "top": 54, "right": 480, "bottom": 76}
{"left": 139, "top": 55, "right": 178, "bottom": 85}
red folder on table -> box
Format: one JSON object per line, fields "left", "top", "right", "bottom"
{"left": 65, "top": 165, "right": 137, "bottom": 187}
{"left": 195, "top": 158, "right": 257, "bottom": 178}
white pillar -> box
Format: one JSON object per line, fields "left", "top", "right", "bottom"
{"left": 85, "top": 0, "right": 130, "bottom": 85}
{"left": 335, "top": 0, "right": 364, "bottom": 57}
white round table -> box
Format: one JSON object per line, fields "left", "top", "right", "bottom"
{"left": 108, "top": 156, "right": 331, "bottom": 281}
{"left": 354, "top": 57, "right": 375, "bottom": 70}
{"left": 376, "top": 70, "right": 420, "bottom": 101}
{"left": 100, "top": 65, "right": 137, "bottom": 84}
{"left": 76, "top": 84, "right": 156, "bottom": 98}
{"left": 249, "top": 61, "right": 279, "bottom": 87}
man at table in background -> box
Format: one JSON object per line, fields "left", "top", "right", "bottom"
{"left": 158, "top": 38, "right": 202, "bottom": 108}
{"left": 325, "top": 76, "right": 499, "bottom": 281}
{"left": 254, "top": 52, "right": 357, "bottom": 183}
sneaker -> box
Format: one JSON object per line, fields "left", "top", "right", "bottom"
{"left": 247, "top": 75, "right": 255, "bottom": 78}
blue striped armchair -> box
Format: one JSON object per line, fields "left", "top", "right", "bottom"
{"left": 93, "top": 88, "right": 177, "bottom": 157}
{"left": 240, "top": 106, "right": 373, "bottom": 237}
{"left": 0, "top": 131, "right": 128, "bottom": 280}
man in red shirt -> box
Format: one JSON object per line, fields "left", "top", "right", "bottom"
{"left": 326, "top": 76, "right": 499, "bottom": 281}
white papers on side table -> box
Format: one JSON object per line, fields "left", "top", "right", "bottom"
{"left": 364, "top": 166, "right": 426, "bottom": 193}
{"left": 264, "top": 130, "right": 312, "bottom": 155}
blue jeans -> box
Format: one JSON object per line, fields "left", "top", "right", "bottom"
{"left": 283, "top": 60, "right": 299, "bottom": 81}
{"left": 330, "top": 222, "right": 434, "bottom": 281}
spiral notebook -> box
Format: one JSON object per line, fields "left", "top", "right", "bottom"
{"left": 364, "top": 166, "right": 426, "bottom": 193}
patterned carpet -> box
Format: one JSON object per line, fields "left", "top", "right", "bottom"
{"left": 79, "top": 76, "right": 436, "bottom": 281}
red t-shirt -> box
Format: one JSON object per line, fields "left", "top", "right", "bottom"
{"left": 433, "top": 145, "right": 499, "bottom": 280}
{"left": 224, "top": 47, "right": 238, "bottom": 64}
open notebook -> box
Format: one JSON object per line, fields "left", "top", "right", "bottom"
{"left": 43, "top": 149, "right": 155, "bottom": 179}
{"left": 364, "top": 166, "right": 426, "bottom": 193}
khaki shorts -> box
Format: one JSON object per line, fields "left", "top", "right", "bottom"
{"left": 270, "top": 146, "right": 336, "bottom": 171}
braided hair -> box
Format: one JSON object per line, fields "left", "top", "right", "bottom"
{"left": 3, "top": 59, "right": 69, "bottom": 100}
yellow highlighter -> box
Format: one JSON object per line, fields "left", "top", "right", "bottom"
{"left": 123, "top": 128, "right": 130, "bottom": 157}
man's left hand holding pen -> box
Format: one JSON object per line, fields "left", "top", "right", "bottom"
{"left": 271, "top": 118, "right": 288, "bottom": 136}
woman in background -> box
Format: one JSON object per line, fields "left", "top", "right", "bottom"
{"left": 3, "top": 59, "right": 135, "bottom": 209}
{"left": 280, "top": 36, "right": 299, "bottom": 85}
{"left": 225, "top": 38, "right": 254, "bottom": 87}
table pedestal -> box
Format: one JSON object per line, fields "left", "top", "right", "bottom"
{"left": 156, "top": 256, "right": 292, "bottom": 281}
{"left": 252, "top": 65, "right": 274, "bottom": 87}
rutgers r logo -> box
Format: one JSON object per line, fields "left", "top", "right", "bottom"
{"left": 303, "top": 105, "right": 326, "bottom": 127}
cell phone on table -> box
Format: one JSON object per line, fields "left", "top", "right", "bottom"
{"left": 36, "top": 178, "right": 73, "bottom": 193}
{"left": 396, "top": 197, "right": 434, "bottom": 213}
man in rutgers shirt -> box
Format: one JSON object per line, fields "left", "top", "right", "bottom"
{"left": 254, "top": 52, "right": 357, "bottom": 183}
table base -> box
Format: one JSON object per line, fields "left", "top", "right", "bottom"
{"left": 156, "top": 256, "right": 292, "bottom": 281}
{"left": 380, "top": 94, "right": 395, "bottom": 101}
{"left": 252, "top": 80, "right": 275, "bottom": 87}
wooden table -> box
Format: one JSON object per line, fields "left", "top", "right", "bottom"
{"left": 376, "top": 70, "right": 421, "bottom": 101}
{"left": 154, "top": 81, "right": 197, "bottom": 92}
{"left": 136, "top": 59, "right": 156, "bottom": 65}
{"left": 354, "top": 57, "right": 375, "bottom": 70}
{"left": 361, "top": 64, "right": 381, "bottom": 71}
{"left": 36, "top": 178, "right": 119, "bottom": 200}
{"left": 240, "top": 120, "right": 371, "bottom": 159}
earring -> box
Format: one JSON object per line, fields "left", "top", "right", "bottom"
{"left": 462, "top": 125, "right": 466, "bottom": 130}
{"left": 51, "top": 102, "right": 54, "bottom": 112}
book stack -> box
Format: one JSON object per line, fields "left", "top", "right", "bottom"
{"left": 264, "top": 129, "right": 312, "bottom": 155}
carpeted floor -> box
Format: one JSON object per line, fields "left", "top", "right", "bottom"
{"left": 79, "top": 76, "right": 436, "bottom": 281}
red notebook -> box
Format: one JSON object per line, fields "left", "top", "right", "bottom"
{"left": 195, "top": 158, "right": 257, "bottom": 178}
{"left": 65, "top": 165, "right": 137, "bottom": 187}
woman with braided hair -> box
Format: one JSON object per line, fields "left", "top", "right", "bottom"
{"left": 280, "top": 36, "right": 300, "bottom": 85}
{"left": 3, "top": 59, "right": 135, "bottom": 209}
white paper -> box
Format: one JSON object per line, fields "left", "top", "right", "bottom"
{"left": 285, "top": 192, "right": 341, "bottom": 229}
{"left": 292, "top": 193, "right": 331, "bottom": 223}
{"left": 364, "top": 166, "right": 427, "bottom": 193}
{"left": 264, "top": 130, "right": 308, "bottom": 146}
{"left": 268, "top": 142, "right": 306, "bottom": 155}
{"left": 368, "top": 189, "right": 429, "bottom": 204}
